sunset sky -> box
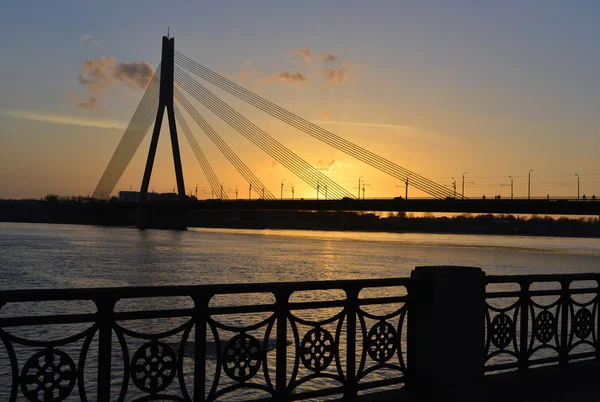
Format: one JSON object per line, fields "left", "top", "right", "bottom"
{"left": 1, "top": 1, "right": 600, "bottom": 200}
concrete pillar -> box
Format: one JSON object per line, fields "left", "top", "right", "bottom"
{"left": 409, "top": 266, "right": 487, "bottom": 402}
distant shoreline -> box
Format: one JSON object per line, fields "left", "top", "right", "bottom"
{"left": 1, "top": 199, "right": 599, "bottom": 239}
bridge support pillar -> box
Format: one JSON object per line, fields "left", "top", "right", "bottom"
{"left": 409, "top": 266, "right": 487, "bottom": 402}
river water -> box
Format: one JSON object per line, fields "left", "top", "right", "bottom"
{"left": 0, "top": 223, "right": 599, "bottom": 400}
{"left": 1, "top": 222, "right": 600, "bottom": 289}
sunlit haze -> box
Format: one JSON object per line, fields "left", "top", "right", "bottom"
{"left": 1, "top": 1, "right": 599, "bottom": 200}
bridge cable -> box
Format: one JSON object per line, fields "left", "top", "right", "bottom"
{"left": 173, "top": 104, "right": 229, "bottom": 199}
{"left": 174, "top": 53, "right": 452, "bottom": 198}
{"left": 174, "top": 67, "right": 353, "bottom": 199}
{"left": 174, "top": 90, "right": 276, "bottom": 199}
{"left": 174, "top": 52, "right": 456, "bottom": 199}
{"left": 174, "top": 54, "right": 450, "bottom": 199}
{"left": 176, "top": 74, "right": 351, "bottom": 200}
{"left": 92, "top": 66, "right": 161, "bottom": 199}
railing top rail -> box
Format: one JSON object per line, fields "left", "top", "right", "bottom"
{"left": 486, "top": 273, "right": 600, "bottom": 284}
{"left": 0, "top": 277, "right": 411, "bottom": 303}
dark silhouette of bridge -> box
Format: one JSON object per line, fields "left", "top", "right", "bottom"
{"left": 92, "top": 37, "right": 599, "bottom": 223}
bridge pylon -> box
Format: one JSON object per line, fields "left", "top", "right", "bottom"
{"left": 138, "top": 36, "right": 186, "bottom": 229}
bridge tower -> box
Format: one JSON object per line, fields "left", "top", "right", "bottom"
{"left": 139, "top": 36, "right": 186, "bottom": 203}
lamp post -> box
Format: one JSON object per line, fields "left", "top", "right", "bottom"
{"left": 358, "top": 176, "right": 362, "bottom": 199}
{"left": 528, "top": 169, "right": 533, "bottom": 200}
{"left": 235, "top": 186, "right": 238, "bottom": 200}
{"left": 462, "top": 171, "right": 467, "bottom": 200}
{"left": 452, "top": 177, "right": 456, "bottom": 199}
{"left": 291, "top": 184, "right": 294, "bottom": 200}
{"left": 280, "top": 179, "right": 285, "bottom": 200}
{"left": 405, "top": 177, "right": 409, "bottom": 199}
{"left": 195, "top": 184, "right": 198, "bottom": 199}
{"left": 249, "top": 183, "right": 252, "bottom": 200}
{"left": 220, "top": 184, "right": 224, "bottom": 200}
{"left": 509, "top": 176, "right": 513, "bottom": 199}
{"left": 317, "top": 180, "right": 320, "bottom": 200}
{"left": 324, "top": 184, "right": 328, "bottom": 200}
{"left": 362, "top": 183, "right": 365, "bottom": 199}
{"left": 575, "top": 174, "right": 579, "bottom": 201}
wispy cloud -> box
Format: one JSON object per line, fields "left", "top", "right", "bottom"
{"left": 268, "top": 71, "right": 308, "bottom": 87}
{"left": 319, "top": 52, "right": 338, "bottom": 62}
{"left": 80, "top": 33, "right": 100, "bottom": 47}
{"left": 1, "top": 110, "right": 126, "bottom": 130}
{"left": 293, "top": 48, "right": 313, "bottom": 64}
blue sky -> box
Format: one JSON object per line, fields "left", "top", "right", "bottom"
{"left": 1, "top": 1, "right": 599, "bottom": 199}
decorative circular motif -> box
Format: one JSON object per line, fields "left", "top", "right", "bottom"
{"left": 366, "top": 321, "right": 398, "bottom": 363}
{"left": 490, "top": 313, "right": 513, "bottom": 349}
{"left": 300, "top": 327, "right": 335, "bottom": 372}
{"left": 131, "top": 340, "right": 177, "bottom": 393}
{"left": 222, "top": 333, "right": 262, "bottom": 382}
{"left": 573, "top": 308, "right": 593, "bottom": 340}
{"left": 20, "top": 349, "right": 77, "bottom": 402}
{"left": 534, "top": 310, "right": 556, "bottom": 344}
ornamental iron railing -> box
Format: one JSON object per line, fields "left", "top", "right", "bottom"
{"left": 0, "top": 278, "right": 410, "bottom": 402}
{"left": 485, "top": 273, "right": 600, "bottom": 372}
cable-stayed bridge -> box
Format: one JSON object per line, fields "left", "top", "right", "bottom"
{"left": 91, "top": 37, "right": 599, "bottom": 225}
{"left": 92, "top": 36, "right": 456, "bottom": 203}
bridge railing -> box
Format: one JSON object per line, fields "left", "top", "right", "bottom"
{"left": 0, "top": 278, "right": 410, "bottom": 402}
{"left": 485, "top": 273, "right": 600, "bottom": 373}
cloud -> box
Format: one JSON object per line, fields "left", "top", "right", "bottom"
{"left": 293, "top": 48, "right": 313, "bottom": 64}
{"left": 1, "top": 110, "right": 126, "bottom": 130}
{"left": 319, "top": 52, "right": 338, "bottom": 62}
{"left": 315, "top": 159, "right": 358, "bottom": 174}
{"left": 80, "top": 33, "right": 100, "bottom": 47}
{"left": 269, "top": 71, "right": 308, "bottom": 87}
{"left": 75, "top": 57, "right": 155, "bottom": 109}
{"left": 77, "top": 97, "right": 100, "bottom": 110}
{"left": 324, "top": 63, "right": 353, "bottom": 85}
{"left": 321, "top": 110, "right": 330, "bottom": 121}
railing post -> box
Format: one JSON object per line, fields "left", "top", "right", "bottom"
{"left": 193, "top": 293, "right": 211, "bottom": 402}
{"left": 559, "top": 280, "right": 570, "bottom": 366}
{"left": 275, "top": 290, "right": 291, "bottom": 401}
{"left": 95, "top": 297, "right": 117, "bottom": 402}
{"left": 596, "top": 279, "right": 600, "bottom": 362}
{"left": 518, "top": 281, "right": 531, "bottom": 371}
{"left": 344, "top": 286, "right": 360, "bottom": 400}
{"left": 410, "top": 266, "right": 487, "bottom": 402}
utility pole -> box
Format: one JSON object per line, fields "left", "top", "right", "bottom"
{"left": 405, "top": 177, "right": 409, "bottom": 199}
{"left": 528, "top": 169, "right": 533, "bottom": 200}
{"left": 575, "top": 173, "right": 579, "bottom": 201}
{"left": 291, "top": 184, "right": 294, "bottom": 200}
{"left": 462, "top": 171, "right": 467, "bottom": 200}
{"left": 249, "top": 183, "right": 252, "bottom": 200}
{"left": 452, "top": 177, "right": 456, "bottom": 199}
{"left": 509, "top": 176, "right": 513, "bottom": 199}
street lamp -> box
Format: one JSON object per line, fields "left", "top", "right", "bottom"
{"left": 509, "top": 176, "right": 513, "bottom": 199}
{"left": 280, "top": 179, "right": 285, "bottom": 200}
{"left": 317, "top": 180, "right": 320, "bottom": 200}
{"left": 358, "top": 176, "right": 363, "bottom": 199}
{"left": 462, "top": 171, "right": 468, "bottom": 200}
{"left": 235, "top": 186, "right": 238, "bottom": 200}
{"left": 528, "top": 169, "right": 534, "bottom": 200}
{"left": 324, "top": 184, "right": 328, "bottom": 200}
{"left": 452, "top": 177, "right": 456, "bottom": 199}
{"left": 220, "top": 184, "right": 224, "bottom": 200}
{"left": 249, "top": 183, "right": 252, "bottom": 200}
{"left": 291, "top": 183, "right": 294, "bottom": 200}
{"left": 405, "top": 177, "right": 409, "bottom": 199}
{"left": 575, "top": 174, "right": 579, "bottom": 201}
